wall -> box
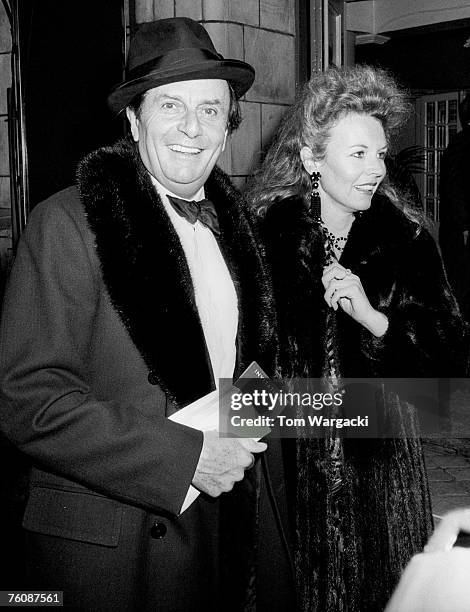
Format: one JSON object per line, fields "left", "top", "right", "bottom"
{"left": 347, "top": 0, "right": 470, "bottom": 34}
{"left": 0, "top": 3, "right": 12, "bottom": 283}
{"left": 134, "top": 0, "right": 297, "bottom": 190}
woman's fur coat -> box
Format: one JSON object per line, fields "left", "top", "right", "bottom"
{"left": 262, "top": 193, "right": 467, "bottom": 611}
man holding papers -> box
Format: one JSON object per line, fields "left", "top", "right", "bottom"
{"left": 0, "top": 18, "right": 291, "bottom": 611}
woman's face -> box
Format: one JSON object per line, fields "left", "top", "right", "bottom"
{"left": 301, "top": 113, "right": 388, "bottom": 217}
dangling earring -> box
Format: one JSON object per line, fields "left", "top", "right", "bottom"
{"left": 310, "top": 171, "right": 321, "bottom": 222}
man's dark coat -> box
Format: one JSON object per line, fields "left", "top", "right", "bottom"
{"left": 0, "top": 139, "right": 289, "bottom": 611}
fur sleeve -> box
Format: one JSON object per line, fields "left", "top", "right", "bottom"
{"left": 360, "top": 227, "right": 468, "bottom": 377}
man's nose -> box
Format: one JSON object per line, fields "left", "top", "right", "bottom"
{"left": 177, "top": 109, "right": 202, "bottom": 138}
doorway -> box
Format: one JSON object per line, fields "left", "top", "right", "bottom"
{"left": 416, "top": 91, "right": 462, "bottom": 222}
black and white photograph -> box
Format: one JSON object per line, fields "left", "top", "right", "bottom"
{"left": 0, "top": 1, "right": 470, "bottom": 610}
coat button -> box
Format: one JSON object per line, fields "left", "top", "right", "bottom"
{"left": 150, "top": 522, "right": 167, "bottom": 539}
{"left": 148, "top": 371, "right": 159, "bottom": 385}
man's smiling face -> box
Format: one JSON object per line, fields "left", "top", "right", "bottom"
{"left": 127, "top": 79, "right": 230, "bottom": 199}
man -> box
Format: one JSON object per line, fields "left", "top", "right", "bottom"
{"left": 0, "top": 18, "right": 292, "bottom": 611}
{"left": 439, "top": 95, "right": 470, "bottom": 323}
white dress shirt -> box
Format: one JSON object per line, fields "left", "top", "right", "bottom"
{"left": 151, "top": 176, "right": 238, "bottom": 386}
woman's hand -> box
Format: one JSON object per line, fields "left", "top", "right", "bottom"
{"left": 322, "top": 261, "right": 389, "bottom": 337}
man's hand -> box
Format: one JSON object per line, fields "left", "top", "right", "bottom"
{"left": 192, "top": 431, "right": 267, "bottom": 497}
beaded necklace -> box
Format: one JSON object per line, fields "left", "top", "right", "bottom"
{"left": 319, "top": 221, "right": 350, "bottom": 262}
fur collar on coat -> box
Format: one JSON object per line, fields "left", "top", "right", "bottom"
{"left": 77, "top": 138, "right": 277, "bottom": 407}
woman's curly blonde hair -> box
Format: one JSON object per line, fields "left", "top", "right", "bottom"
{"left": 249, "top": 65, "right": 413, "bottom": 217}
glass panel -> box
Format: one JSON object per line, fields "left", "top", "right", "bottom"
{"left": 438, "top": 125, "right": 446, "bottom": 148}
{"left": 426, "top": 102, "right": 436, "bottom": 124}
{"left": 426, "top": 198, "right": 436, "bottom": 220}
{"left": 427, "top": 174, "right": 435, "bottom": 196}
{"left": 436, "top": 149, "right": 443, "bottom": 174}
{"left": 438, "top": 100, "right": 447, "bottom": 123}
{"left": 426, "top": 150, "right": 435, "bottom": 172}
{"left": 448, "top": 124, "right": 457, "bottom": 140}
{"left": 426, "top": 127, "right": 435, "bottom": 148}
{"left": 449, "top": 99, "right": 457, "bottom": 123}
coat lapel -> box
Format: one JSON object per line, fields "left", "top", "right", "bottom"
{"left": 77, "top": 138, "right": 276, "bottom": 408}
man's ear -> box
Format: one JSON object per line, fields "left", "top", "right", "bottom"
{"left": 126, "top": 107, "right": 139, "bottom": 142}
{"left": 300, "top": 146, "right": 321, "bottom": 174}
{"left": 222, "top": 128, "right": 228, "bottom": 152}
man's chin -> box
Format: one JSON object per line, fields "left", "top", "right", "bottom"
{"left": 161, "top": 177, "right": 208, "bottom": 199}
{"left": 166, "top": 170, "right": 215, "bottom": 191}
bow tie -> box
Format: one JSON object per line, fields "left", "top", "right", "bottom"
{"left": 167, "top": 195, "right": 220, "bottom": 236}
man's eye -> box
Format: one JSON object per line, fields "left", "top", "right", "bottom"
{"left": 162, "top": 102, "right": 177, "bottom": 110}
{"left": 202, "top": 107, "right": 218, "bottom": 117}
{"left": 378, "top": 151, "right": 387, "bottom": 160}
{"left": 352, "top": 151, "right": 364, "bottom": 158}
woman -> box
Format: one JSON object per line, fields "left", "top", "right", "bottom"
{"left": 250, "top": 66, "right": 467, "bottom": 611}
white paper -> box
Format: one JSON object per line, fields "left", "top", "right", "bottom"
{"left": 170, "top": 389, "right": 266, "bottom": 513}
{"left": 170, "top": 362, "right": 271, "bottom": 513}
{"left": 169, "top": 389, "right": 220, "bottom": 513}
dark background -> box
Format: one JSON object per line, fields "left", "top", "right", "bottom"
{"left": 1, "top": 0, "right": 124, "bottom": 589}
{"left": 356, "top": 20, "right": 470, "bottom": 92}
{"left": 19, "top": 0, "right": 124, "bottom": 207}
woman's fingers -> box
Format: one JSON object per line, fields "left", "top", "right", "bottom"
{"left": 331, "top": 285, "right": 358, "bottom": 310}
{"left": 321, "top": 263, "right": 352, "bottom": 288}
{"left": 323, "top": 276, "right": 361, "bottom": 306}
{"left": 322, "top": 263, "right": 350, "bottom": 280}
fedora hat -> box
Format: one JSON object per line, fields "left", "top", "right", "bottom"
{"left": 108, "top": 17, "right": 255, "bottom": 114}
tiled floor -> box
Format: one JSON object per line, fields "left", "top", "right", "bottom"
{"left": 424, "top": 384, "right": 470, "bottom": 521}
{"left": 424, "top": 440, "right": 470, "bottom": 520}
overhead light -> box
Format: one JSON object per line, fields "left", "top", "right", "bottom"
{"left": 355, "top": 34, "right": 390, "bottom": 45}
